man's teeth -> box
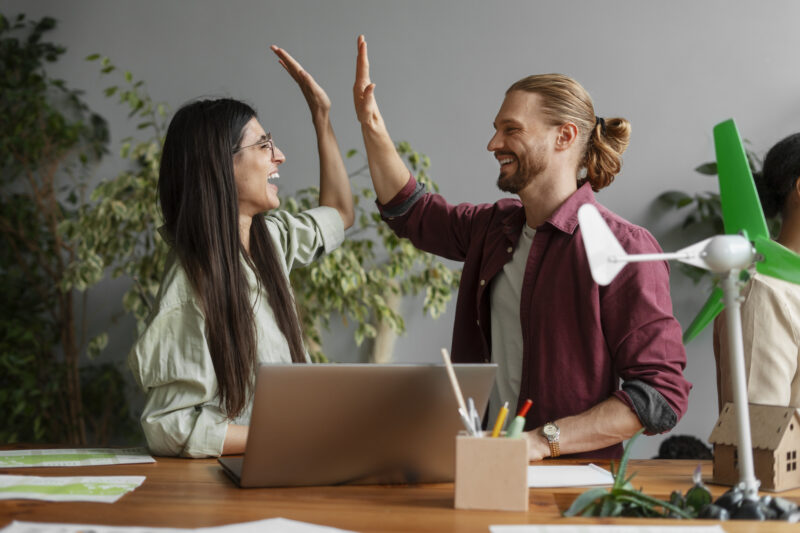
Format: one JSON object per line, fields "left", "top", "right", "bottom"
{"left": 268, "top": 172, "right": 280, "bottom": 180}
{"left": 499, "top": 158, "right": 514, "bottom": 165}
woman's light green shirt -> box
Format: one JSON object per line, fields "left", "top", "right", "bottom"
{"left": 128, "top": 207, "right": 344, "bottom": 458}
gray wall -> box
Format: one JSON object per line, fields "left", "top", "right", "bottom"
{"left": 7, "top": 0, "right": 800, "bottom": 458}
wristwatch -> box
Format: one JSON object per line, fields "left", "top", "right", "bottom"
{"left": 542, "top": 422, "right": 561, "bottom": 458}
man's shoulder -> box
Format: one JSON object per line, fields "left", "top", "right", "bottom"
{"left": 593, "top": 203, "right": 661, "bottom": 253}
{"left": 495, "top": 197, "right": 523, "bottom": 210}
{"left": 442, "top": 196, "right": 522, "bottom": 225}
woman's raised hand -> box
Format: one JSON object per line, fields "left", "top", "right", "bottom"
{"left": 271, "top": 45, "right": 331, "bottom": 120}
{"left": 353, "top": 35, "right": 379, "bottom": 127}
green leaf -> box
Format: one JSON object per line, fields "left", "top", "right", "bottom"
{"left": 85, "top": 53, "right": 101, "bottom": 61}
{"left": 656, "top": 190, "right": 691, "bottom": 207}
{"left": 614, "top": 488, "right": 695, "bottom": 519}
{"left": 563, "top": 487, "right": 610, "bottom": 517}
{"left": 613, "top": 428, "right": 644, "bottom": 490}
{"left": 346, "top": 149, "right": 358, "bottom": 158}
{"left": 694, "top": 162, "right": 718, "bottom": 175}
{"left": 87, "top": 333, "right": 108, "bottom": 359}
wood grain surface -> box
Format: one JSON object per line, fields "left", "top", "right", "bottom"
{"left": 1, "top": 455, "right": 799, "bottom": 532}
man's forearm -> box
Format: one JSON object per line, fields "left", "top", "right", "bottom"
{"left": 360, "top": 112, "right": 410, "bottom": 205}
{"left": 526, "top": 396, "right": 643, "bottom": 460}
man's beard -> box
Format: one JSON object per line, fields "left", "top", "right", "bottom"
{"left": 496, "top": 151, "right": 548, "bottom": 194}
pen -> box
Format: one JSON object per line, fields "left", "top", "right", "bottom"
{"left": 505, "top": 398, "right": 533, "bottom": 439}
{"left": 441, "top": 348, "right": 472, "bottom": 433}
{"left": 458, "top": 407, "right": 477, "bottom": 436}
{"left": 467, "top": 397, "right": 482, "bottom": 436}
{"left": 491, "top": 401, "right": 509, "bottom": 438}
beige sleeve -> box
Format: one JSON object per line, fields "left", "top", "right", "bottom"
{"left": 265, "top": 206, "right": 345, "bottom": 272}
{"left": 740, "top": 278, "right": 799, "bottom": 406}
{"left": 128, "top": 304, "right": 228, "bottom": 458}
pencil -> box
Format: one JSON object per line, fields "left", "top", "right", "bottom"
{"left": 491, "top": 401, "right": 509, "bottom": 438}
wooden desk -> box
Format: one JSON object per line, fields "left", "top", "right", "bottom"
{"left": 1, "top": 458, "right": 798, "bottom": 532}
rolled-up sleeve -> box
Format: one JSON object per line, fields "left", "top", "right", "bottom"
{"left": 601, "top": 228, "right": 691, "bottom": 434}
{"left": 266, "top": 206, "right": 344, "bottom": 271}
{"left": 128, "top": 304, "right": 227, "bottom": 458}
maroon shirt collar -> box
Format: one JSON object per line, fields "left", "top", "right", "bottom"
{"left": 500, "top": 182, "right": 596, "bottom": 236}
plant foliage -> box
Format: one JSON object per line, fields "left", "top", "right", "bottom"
{"left": 564, "top": 430, "right": 696, "bottom": 519}
{"left": 656, "top": 147, "right": 779, "bottom": 284}
{"left": 285, "top": 144, "right": 461, "bottom": 361}
{"left": 62, "top": 54, "right": 169, "bottom": 330}
{"left": 0, "top": 12, "right": 134, "bottom": 445}
{"left": 564, "top": 430, "right": 800, "bottom": 521}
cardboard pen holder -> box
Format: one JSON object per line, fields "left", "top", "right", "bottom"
{"left": 454, "top": 433, "right": 529, "bottom": 511}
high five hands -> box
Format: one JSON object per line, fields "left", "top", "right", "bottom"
{"left": 270, "top": 45, "right": 331, "bottom": 121}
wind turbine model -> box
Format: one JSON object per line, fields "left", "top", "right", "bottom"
{"left": 578, "top": 119, "right": 800, "bottom": 501}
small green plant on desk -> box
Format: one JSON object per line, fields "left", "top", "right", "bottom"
{"left": 564, "top": 430, "right": 800, "bottom": 521}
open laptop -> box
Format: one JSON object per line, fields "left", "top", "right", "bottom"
{"left": 218, "top": 363, "right": 496, "bottom": 487}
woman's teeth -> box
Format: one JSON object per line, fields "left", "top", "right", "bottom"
{"left": 268, "top": 172, "right": 280, "bottom": 180}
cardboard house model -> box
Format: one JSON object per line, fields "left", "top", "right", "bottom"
{"left": 709, "top": 402, "right": 800, "bottom": 492}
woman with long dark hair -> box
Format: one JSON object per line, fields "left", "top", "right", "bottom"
{"left": 714, "top": 132, "right": 800, "bottom": 410}
{"left": 129, "top": 47, "right": 354, "bottom": 457}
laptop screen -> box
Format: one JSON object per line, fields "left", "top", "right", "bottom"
{"left": 231, "top": 363, "right": 496, "bottom": 487}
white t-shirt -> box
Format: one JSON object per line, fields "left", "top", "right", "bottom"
{"left": 487, "top": 223, "right": 536, "bottom": 425}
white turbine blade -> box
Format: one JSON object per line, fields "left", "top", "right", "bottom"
{"left": 577, "top": 204, "right": 627, "bottom": 286}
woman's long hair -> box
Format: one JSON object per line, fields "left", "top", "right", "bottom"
{"left": 159, "top": 98, "right": 306, "bottom": 420}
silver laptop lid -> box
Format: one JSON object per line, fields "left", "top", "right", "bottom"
{"left": 237, "top": 363, "right": 496, "bottom": 487}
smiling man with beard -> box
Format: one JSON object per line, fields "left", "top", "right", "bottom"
{"left": 352, "top": 36, "right": 690, "bottom": 460}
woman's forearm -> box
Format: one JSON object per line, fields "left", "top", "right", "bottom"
{"left": 221, "top": 424, "right": 248, "bottom": 455}
{"left": 315, "top": 113, "right": 354, "bottom": 228}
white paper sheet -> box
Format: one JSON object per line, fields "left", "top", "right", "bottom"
{"left": 527, "top": 464, "right": 613, "bottom": 488}
{"left": 0, "top": 448, "right": 155, "bottom": 468}
{"left": 0, "top": 518, "right": 355, "bottom": 533}
{"left": 490, "top": 526, "right": 726, "bottom": 533}
{"left": 0, "top": 475, "right": 145, "bottom": 503}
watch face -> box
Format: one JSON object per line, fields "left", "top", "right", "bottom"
{"left": 543, "top": 423, "right": 557, "bottom": 437}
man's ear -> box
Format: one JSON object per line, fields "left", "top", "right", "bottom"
{"left": 554, "top": 122, "right": 578, "bottom": 152}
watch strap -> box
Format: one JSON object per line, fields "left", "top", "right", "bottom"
{"left": 548, "top": 438, "right": 560, "bottom": 458}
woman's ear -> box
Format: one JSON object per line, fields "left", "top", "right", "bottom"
{"left": 785, "top": 176, "right": 800, "bottom": 212}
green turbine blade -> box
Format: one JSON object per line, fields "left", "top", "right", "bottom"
{"left": 683, "top": 287, "right": 724, "bottom": 343}
{"left": 754, "top": 237, "right": 800, "bottom": 285}
{"left": 713, "top": 119, "right": 769, "bottom": 240}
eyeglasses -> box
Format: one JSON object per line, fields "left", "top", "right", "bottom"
{"left": 232, "top": 132, "right": 274, "bottom": 158}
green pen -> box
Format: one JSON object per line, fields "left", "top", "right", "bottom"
{"left": 505, "top": 399, "right": 533, "bottom": 439}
